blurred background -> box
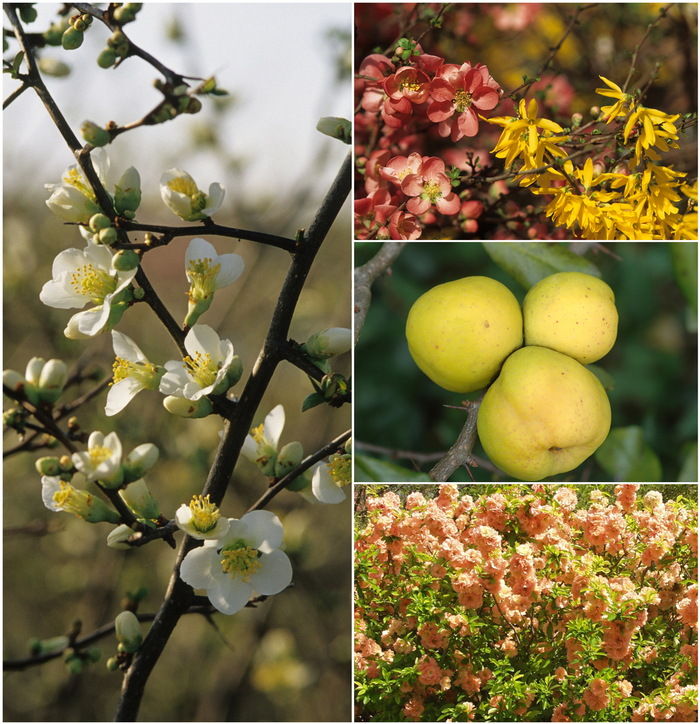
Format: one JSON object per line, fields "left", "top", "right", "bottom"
{"left": 354, "top": 242, "right": 698, "bottom": 483}
{"left": 354, "top": 2, "right": 698, "bottom": 239}
{"left": 4, "top": 3, "right": 352, "bottom": 721}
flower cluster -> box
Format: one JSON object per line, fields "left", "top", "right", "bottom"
{"left": 355, "top": 42, "right": 502, "bottom": 240}
{"left": 355, "top": 484, "right": 698, "bottom": 722}
{"left": 488, "top": 77, "right": 697, "bottom": 239}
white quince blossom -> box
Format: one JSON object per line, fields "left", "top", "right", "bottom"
{"left": 241, "top": 404, "right": 285, "bottom": 476}
{"left": 39, "top": 244, "right": 136, "bottom": 338}
{"left": 41, "top": 475, "right": 120, "bottom": 524}
{"left": 72, "top": 430, "right": 123, "bottom": 487}
{"left": 175, "top": 494, "right": 230, "bottom": 540}
{"left": 310, "top": 454, "right": 350, "bottom": 504}
{"left": 159, "top": 169, "right": 224, "bottom": 221}
{"left": 45, "top": 148, "right": 109, "bottom": 223}
{"left": 179, "top": 510, "right": 293, "bottom": 615}
{"left": 106, "top": 331, "right": 164, "bottom": 416}
{"left": 159, "top": 324, "right": 235, "bottom": 401}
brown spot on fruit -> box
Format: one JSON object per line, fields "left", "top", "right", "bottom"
{"left": 484, "top": 321, "right": 490, "bottom": 328}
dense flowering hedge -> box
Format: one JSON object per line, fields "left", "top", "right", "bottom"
{"left": 355, "top": 484, "right": 698, "bottom": 722}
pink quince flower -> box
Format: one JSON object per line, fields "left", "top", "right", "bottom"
{"left": 384, "top": 66, "right": 432, "bottom": 106}
{"left": 400, "top": 156, "right": 460, "bottom": 216}
{"left": 459, "top": 199, "right": 484, "bottom": 234}
{"left": 389, "top": 211, "right": 421, "bottom": 240}
{"left": 378, "top": 152, "right": 423, "bottom": 188}
{"left": 428, "top": 62, "right": 502, "bottom": 140}
{"left": 354, "top": 189, "right": 399, "bottom": 239}
{"left": 358, "top": 54, "right": 395, "bottom": 113}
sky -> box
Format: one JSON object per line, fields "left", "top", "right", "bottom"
{"left": 3, "top": 2, "right": 352, "bottom": 208}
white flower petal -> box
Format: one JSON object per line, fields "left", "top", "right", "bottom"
{"left": 240, "top": 510, "right": 285, "bottom": 552}
{"left": 264, "top": 405, "right": 286, "bottom": 448}
{"left": 209, "top": 575, "right": 253, "bottom": 615}
{"left": 41, "top": 476, "right": 63, "bottom": 511}
{"left": 252, "top": 549, "right": 293, "bottom": 595}
{"left": 180, "top": 546, "right": 222, "bottom": 589}
{"left": 214, "top": 253, "right": 245, "bottom": 289}
{"left": 112, "top": 330, "right": 148, "bottom": 364}
{"left": 106, "top": 377, "right": 144, "bottom": 416}
{"left": 202, "top": 182, "right": 225, "bottom": 216}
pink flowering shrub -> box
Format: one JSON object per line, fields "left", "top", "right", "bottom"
{"left": 355, "top": 484, "right": 698, "bottom": 722}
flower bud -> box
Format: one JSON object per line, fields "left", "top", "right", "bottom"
{"left": 114, "top": 167, "right": 142, "bottom": 214}
{"left": 81, "top": 121, "right": 111, "bottom": 147}
{"left": 122, "top": 443, "right": 159, "bottom": 482}
{"left": 107, "top": 524, "right": 139, "bottom": 549}
{"left": 112, "top": 249, "right": 140, "bottom": 271}
{"left": 571, "top": 112, "right": 583, "bottom": 128}
{"left": 29, "top": 635, "right": 69, "bottom": 656}
{"left": 163, "top": 395, "right": 213, "bottom": 418}
{"left": 316, "top": 116, "right": 351, "bottom": 144}
{"left": 38, "top": 57, "right": 71, "bottom": 77}
{"left": 87, "top": 647, "right": 102, "bottom": 663}
{"left": 36, "top": 456, "right": 62, "bottom": 476}
{"left": 24, "top": 357, "right": 45, "bottom": 387}
{"left": 115, "top": 611, "right": 142, "bottom": 653}
{"left": 89, "top": 213, "right": 111, "bottom": 232}
{"left": 59, "top": 454, "right": 74, "bottom": 471}
{"left": 119, "top": 478, "right": 160, "bottom": 519}
{"left": 73, "top": 18, "right": 87, "bottom": 32}
{"left": 182, "top": 97, "right": 202, "bottom": 114}
{"left": 108, "top": 30, "right": 127, "bottom": 48}
{"left": 97, "top": 47, "right": 117, "bottom": 68}
{"left": 61, "top": 27, "right": 84, "bottom": 51}
{"left": 106, "top": 657, "right": 119, "bottom": 671}
{"left": 63, "top": 650, "right": 85, "bottom": 674}
{"left": 274, "top": 441, "right": 304, "bottom": 478}
{"left": 3, "top": 369, "right": 27, "bottom": 395}
{"left": 303, "top": 328, "right": 352, "bottom": 359}
{"left": 96, "top": 227, "right": 117, "bottom": 245}
{"left": 590, "top": 106, "right": 601, "bottom": 118}
{"left": 38, "top": 358, "right": 68, "bottom": 404}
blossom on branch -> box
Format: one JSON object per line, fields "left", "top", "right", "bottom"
{"left": 41, "top": 476, "right": 121, "bottom": 524}
{"left": 72, "top": 430, "right": 124, "bottom": 487}
{"left": 39, "top": 244, "right": 136, "bottom": 338}
{"left": 44, "top": 149, "right": 109, "bottom": 223}
{"left": 106, "top": 331, "right": 165, "bottom": 416}
{"left": 159, "top": 169, "right": 224, "bottom": 221}
{"left": 175, "top": 494, "right": 230, "bottom": 540}
{"left": 183, "top": 238, "right": 245, "bottom": 327}
{"left": 159, "top": 324, "right": 238, "bottom": 401}
{"left": 241, "top": 404, "right": 285, "bottom": 477}
{"left": 179, "top": 510, "right": 293, "bottom": 615}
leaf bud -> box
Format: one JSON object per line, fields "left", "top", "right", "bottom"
{"left": 108, "top": 30, "right": 127, "bottom": 49}
{"left": 81, "top": 121, "right": 111, "bottom": 148}
{"left": 97, "top": 47, "right": 117, "bottom": 68}
{"left": 115, "top": 611, "right": 142, "bottom": 653}
{"left": 61, "top": 27, "right": 84, "bottom": 51}
{"left": 302, "top": 327, "right": 352, "bottom": 359}
{"left": 73, "top": 18, "right": 87, "bottom": 32}
{"left": 19, "top": 5, "right": 38, "bottom": 23}
{"left": 274, "top": 441, "right": 304, "bottom": 478}
{"left": 183, "top": 97, "right": 202, "bottom": 115}
{"left": 36, "top": 456, "right": 62, "bottom": 476}
{"left": 87, "top": 647, "right": 102, "bottom": 663}
{"left": 112, "top": 249, "right": 140, "bottom": 271}
{"left": 163, "top": 395, "right": 213, "bottom": 418}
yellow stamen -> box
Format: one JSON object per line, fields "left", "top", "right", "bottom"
{"left": 220, "top": 541, "right": 262, "bottom": 582}
{"left": 189, "top": 494, "right": 220, "bottom": 532}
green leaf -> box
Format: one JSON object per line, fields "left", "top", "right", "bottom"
{"left": 669, "top": 242, "right": 698, "bottom": 313}
{"left": 482, "top": 242, "right": 602, "bottom": 290}
{"left": 594, "top": 426, "right": 662, "bottom": 482}
{"left": 355, "top": 454, "right": 433, "bottom": 482}
{"left": 301, "top": 392, "right": 325, "bottom": 411}
{"left": 677, "top": 441, "right": 698, "bottom": 482}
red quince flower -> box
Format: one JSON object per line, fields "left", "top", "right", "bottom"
{"left": 358, "top": 54, "right": 395, "bottom": 113}
{"left": 389, "top": 211, "right": 421, "bottom": 240}
{"left": 384, "top": 66, "right": 431, "bottom": 105}
{"left": 428, "top": 62, "right": 502, "bottom": 140}
{"left": 400, "top": 156, "right": 461, "bottom": 216}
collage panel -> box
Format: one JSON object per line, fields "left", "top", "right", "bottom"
{"left": 4, "top": 2, "right": 352, "bottom": 722}
{"left": 354, "top": 3, "right": 697, "bottom": 241}
{"left": 354, "top": 482, "right": 698, "bottom": 722}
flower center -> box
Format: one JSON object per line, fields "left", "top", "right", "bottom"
{"left": 89, "top": 444, "right": 113, "bottom": 467}
{"left": 187, "top": 257, "right": 221, "bottom": 301}
{"left": 328, "top": 454, "right": 351, "bottom": 487}
{"left": 70, "top": 264, "right": 117, "bottom": 304}
{"left": 251, "top": 423, "right": 267, "bottom": 445}
{"left": 112, "top": 357, "right": 158, "bottom": 386}
{"left": 184, "top": 351, "right": 219, "bottom": 387}
{"left": 422, "top": 180, "right": 443, "bottom": 204}
{"left": 53, "top": 481, "right": 91, "bottom": 515}
{"left": 168, "top": 176, "right": 199, "bottom": 197}
{"left": 220, "top": 540, "right": 262, "bottom": 582}
{"left": 454, "top": 89, "right": 473, "bottom": 113}
{"left": 65, "top": 167, "right": 97, "bottom": 201}
{"left": 399, "top": 77, "right": 421, "bottom": 94}
{"left": 189, "top": 494, "right": 220, "bottom": 532}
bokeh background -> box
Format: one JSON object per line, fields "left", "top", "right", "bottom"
{"left": 355, "top": 242, "right": 698, "bottom": 483}
{"left": 4, "top": 3, "right": 352, "bottom": 721}
{"left": 354, "top": 2, "right": 698, "bottom": 239}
